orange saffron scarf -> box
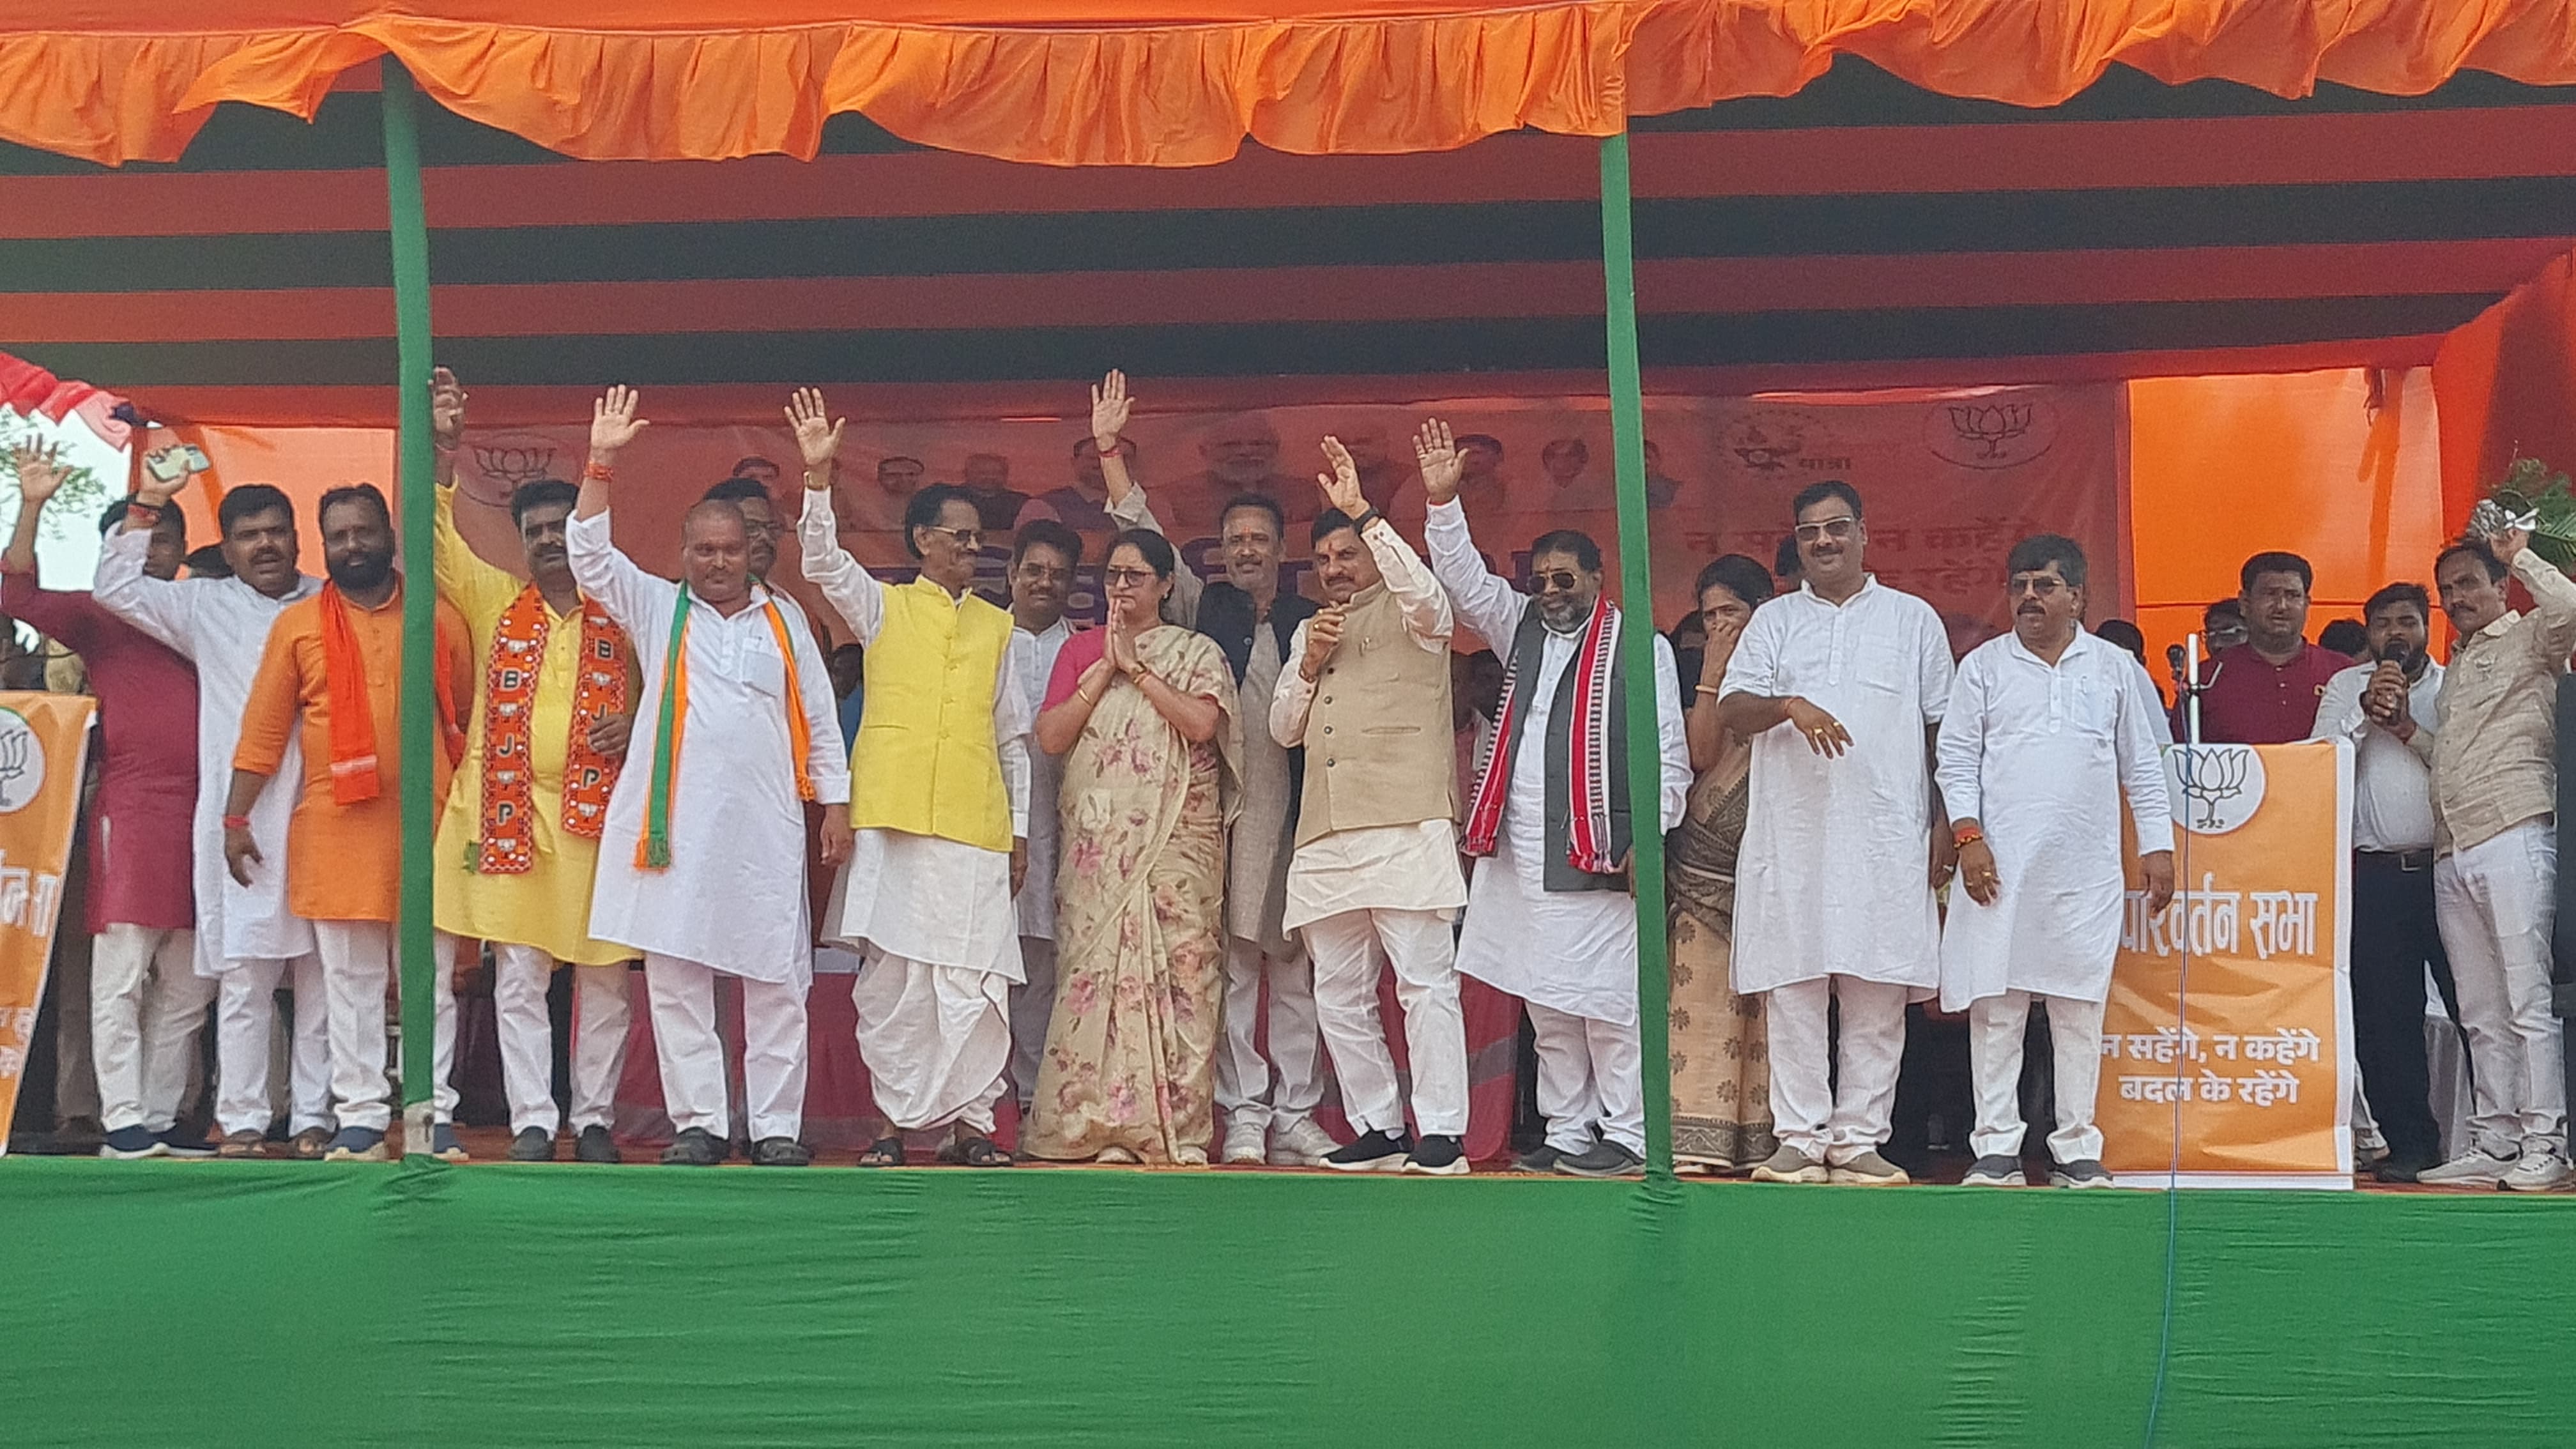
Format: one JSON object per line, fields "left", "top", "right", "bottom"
{"left": 319, "top": 581, "right": 465, "bottom": 805}
{"left": 636, "top": 586, "right": 813, "bottom": 870}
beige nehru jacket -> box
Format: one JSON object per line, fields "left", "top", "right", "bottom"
{"left": 2429, "top": 546, "right": 2576, "bottom": 855}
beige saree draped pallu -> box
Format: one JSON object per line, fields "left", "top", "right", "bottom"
{"left": 1666, "top": 763, "right": 1776, "bottom": 1171}
{"left": 1026, "top": 627, "right": 1242, "bottom": 1163}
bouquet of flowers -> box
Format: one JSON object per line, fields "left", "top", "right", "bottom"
{"left": 2467, "top": 456, "right": 2576, "bottom": 572}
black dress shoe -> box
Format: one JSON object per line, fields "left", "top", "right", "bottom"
{"left": 750, "top": 1137, "right": 813, "bottom": 1167}
{"left": 660, "top": 1127, "right": 723, "bottom": 1166}
{"left": 574, "top": 1124, "right": 622, "bottom": 1164}
{"left": 507, "top": 1127, "right": 556, "bottom": 1162}
{"left": 2374, "top": 1154, "right": 2439, "bottom": 1184}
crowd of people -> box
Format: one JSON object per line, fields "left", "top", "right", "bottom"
{"left": 6, "top": 366, "right": 2561, "bottom": 1188}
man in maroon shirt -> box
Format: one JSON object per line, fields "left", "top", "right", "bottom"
{"left": 2177, "top": 551, "right": 2346, "bottom": 744}
{"left": 4, "top": 441, "right": 206, "bottom": 1159}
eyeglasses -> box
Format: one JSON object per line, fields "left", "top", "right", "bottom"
{"left": 1793, "top": 517, "right": 1858, "bottom": 543}
{"left": 1535, "top": 570, "right": 1584, "bottom": 593}
{"left": 2006, "top": 576, "right": 2067, "bottom": 597}
{"left": 919, "top": 525, "right": 985, "bottom": 549}
{"left": 1103, "top": 566, "right": 1159, "bottom": 586}
{"left": 1014, "top": 562, "right": 1071, "bottom": 583}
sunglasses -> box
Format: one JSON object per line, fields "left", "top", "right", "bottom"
{"left": 1535, "top": 569, "right": 1586, "bottom": 593}
{"left": 919, "top": 525, "right": 985, "bottom": 549}
{"left": 1793, "top": 517, "right": 1858, "bottom": 543}
{"left": 2007, "top": 576, "right": 2068, "bottom": 597}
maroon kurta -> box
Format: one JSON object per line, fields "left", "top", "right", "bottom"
{"left": 2175, "top": 639, "right": 2347, "bottom": 745}
{"left": 3, "top": 571, "right": 197, "bottom": 933}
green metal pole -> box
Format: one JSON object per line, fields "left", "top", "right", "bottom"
{"left": 381, "top": 57, "right": 440, "bottom": 1157}
{"left": 1598, "top": 130, "right": 1676, "bottom": 1185}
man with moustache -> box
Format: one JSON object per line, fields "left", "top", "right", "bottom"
{"left": 425, "top": 369, "right": 640, "bottom": 1164}
{"left": 1031, "top": 434, "right": 1135, "bottom": 535}
{"left": 2419, "top": 529, "right": 2576, "bottom": 1190}
{"left": 1186, "top": 411, "right": 1310, "bottom": 535}
{"left": 226, "top": 484, "right": 473, "bottom": 1162}
{"left": 572, "top": 387, "right": 850, "bottom": 1167}
{"left": 1720, "top": 480, "right": 1956, "bottom": 1186}
{"left": 1092, "top": 372, "right": 1335, "bottom": 1166}
{"left": 1938, "top": 535, "right": 2175, "bottom": 1189}
{"left": 96, "top": 461, "right": 335, "bottom": 1160}
{"left": 1270, "top": 439, "right": 1470, "bottom": 1174}
{"left": 703, "top": 472, "right": 829, "bottom": 650}
{"left": 795, "top": 389, "right": 1033, "bottom": 1169}
{"left": 1002, "top": 516, "right": 1083, "bottom": 1117}
{"left": 2178, "top": 553, "right": 2342, "bottom": 744}
{"left": 6, "top": 443, "right": 208, "bottom": 1160}
{"left": 1422, "top": 419, "right": 1691, "bottom": 1179}
{"left": 2308, "top": 581, "right": 2452, "bottom": 1181}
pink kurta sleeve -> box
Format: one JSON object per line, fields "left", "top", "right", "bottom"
{"left": 1043, "top": 627, "right": 1106, "bottom": 709}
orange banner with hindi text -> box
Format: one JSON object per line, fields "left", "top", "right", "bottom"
{"left": 0, "top": 693, "right": 97, "bottom": 1154}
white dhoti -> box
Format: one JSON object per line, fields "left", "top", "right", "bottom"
{"left": 89, "top": 924, "right": 213, "bottom": 1135}
{"left": 309, "top": 921, "right": 458, "bottom": 1136}
{"left": 646, "top": 952, "right": 809, "bottom": 1142}
{"left": 853, "top": 951, "right": 1014, "bottom": 1134}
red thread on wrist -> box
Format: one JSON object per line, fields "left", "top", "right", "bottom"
{"left": 582, "top": 461, "right": 615, "bottom": 482}
{"left": 1952, "top": 824, "right": 1985, "bottom": 848}
{"left": 222, "top": 815, "right": 251, "bottom": 831}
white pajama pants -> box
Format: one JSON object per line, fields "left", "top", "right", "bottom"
{"left": 645, "top": 953, "right": 808, "bottom": 1142}
{"left": 1767, "top": 975, "right": 1909, "bottom": 1165}
{"left": 310, "top": 922, "right": 458, "bottom": 1135}
{"left": 1213, "top": 933, "right": 1326, "bottom": 1136}
{"left": 1301, "top": 907, "right": 1468, "bottom": 1138}
{"left": 213, "top": 952, "right": 332, "bottom": 1138}
{"left": 1008, "top": 936, "right": 1055, "bottom": 1110}
{"left": 491, "top": 942, "right": 634, "bottom": 1137}
{"left": 1967, "top": 990, "right": 2105, "bottom": 1163}
{"left": 853, "top": 947, "right": 1011, "bottom": 1135}
{"left": 89, "top": 924, "right": 213, "bottom": 1134}
{"left": 1528, "top": 1001, "right": 1645, "bottom": 1156}
{"left": 2434, "top": 821, "right": 2568, "bottom": 1157}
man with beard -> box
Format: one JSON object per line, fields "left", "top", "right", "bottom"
{"left": 96, "top": 465, "right": 334, "bottom": 1160}
{"left": 1422, "top": 420, "right": 1691, "bottom": 1179}
{"left": 225, "top": 484, "right": 473, "bottom": 1162}
{"left": 1720, "top": 480, "right": 1956, "bottom": 1186}
{"left": 2308, "top": 581, "right": 2452, "bottom": 1181}
{"left": 425, "top": 369, "right": 640, "bottom": 1164}
{"left": 1092, "top": 372, "right": 1335, "bottom": 1167}
{"left": 2178, "top": 554, "right": 2340, "bottom": 744}
{"left": 1938, "top": 535, "right": 2175, "bottom": 1189}
{"left": 572, "top": 387, "right": 850, "bottom": 1168}
{"left": 1002, "top": 516, "right": 1082, "bottom": 1119}
{"left": 2419, "top": 530, "right": 2576, "bottom": 1190}
{"left": 795, "top": 388, "right": 1032, "bottom": 1169}
{"left": 6, "top": 442, "right": 208, "bottom": 1159}
{"left": 1270, "top": 440, "right": 1470, "bottom": 1174}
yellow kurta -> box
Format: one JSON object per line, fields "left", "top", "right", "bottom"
{"left": 430, "top": 485, "right": 632, "bottom": 965}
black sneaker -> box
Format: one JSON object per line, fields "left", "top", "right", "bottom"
{"left": 574, "top": 1125, "right": 622, "bottom": 1164}
{"left": 1323, "top": 1129, "right": 1412, "bottom": 1172}
{"left": 155, "top": 1128, "right": 218, "bottom": 1159}
{"left": 1555, "top": 1139, "right": 1645, "bottom": 1178}
{"left": 98, "top": 1126, "right": 166, "bottom": 1160}
{"left": 660, "top": 1127, "right": 724, "bottom": 1167}
{"left": 1402, "top": 1135, "right": 1470, "bottom": 1176}
{"left": 750, "top": 1136, "right": 813, "bottom": 1167}
{"left": 1514, "top": 1143, "right": 1566, "bottom": 1174}
{"left": 507, "top": 1126, "right": 555, "bottom": 1162}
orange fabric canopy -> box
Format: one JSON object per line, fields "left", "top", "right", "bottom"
{"left": 10, "top": 1, "right": 2576, "bottom": 167}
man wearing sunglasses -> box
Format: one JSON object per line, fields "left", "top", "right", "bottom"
{"left": 794, "top": 388, "right": 1036, "bottom": 1168}
{"left": 1420, "top": 421, "right": 1690, "bottom": 1179}
{"left": 1720, "top": 480, "right": 1957, "bottom": 1186}
{"left": 1937, "top": 535, "right": 2175, "bottom": 1188}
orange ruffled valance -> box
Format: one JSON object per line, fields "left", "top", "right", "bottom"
{"left": 9, "top": 1, "right": 2576, "bottom": 168}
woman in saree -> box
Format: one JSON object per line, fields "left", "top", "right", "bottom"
{"left": 1025, "top": 529, "right": 1242, "bottom": 1164}
{"left": 1669, "top": 553, "right": 1779, "bottom": 1173}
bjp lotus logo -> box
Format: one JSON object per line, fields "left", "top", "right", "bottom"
{"left": 2166, "top": 744, "right": 2266, "bottom": 835}
{"left": 1721, "top": 411, "right": 1811, "bottom": 476}
{"left": 471, "top": 441, "right": 558, "bottom": 489}
{"left": 0, "top": 709, "right": 46, "bottom": 814}
{"left": 1926, "top": 394, "right": 2058, "bottom": 470}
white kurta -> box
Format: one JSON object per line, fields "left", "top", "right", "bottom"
{"left": 568, "top": 511, "right": 850, "bottom": 986}
{"left": 93, "top": 525, "right": 319, "bottom": 974}
{"left": 1424, "top": 500, "right": 1690, "bottom": 1025}
{"left": 799, "top": 487, "right": 1034, "bottom": 982}
{"left": 1723, "top": 576, "right": 1954, "bottom": 994}
{"left": 1270, "top": 518, "right": 1465, "bottom": 931}
{"left": 1013, "top": 616, "right": 1073, "bottom": 942}
{"left": 1934, "top": 630, "right": 2175, "bottom": 1010}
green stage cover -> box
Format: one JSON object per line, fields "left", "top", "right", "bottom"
{"left": 5, "top": 1164, "right": 2570, "bottom": 1446}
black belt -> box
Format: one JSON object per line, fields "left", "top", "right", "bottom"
{"left": 2356, "top": 848, "right": 2434, "bottom": 872}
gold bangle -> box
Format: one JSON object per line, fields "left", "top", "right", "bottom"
{"left": 1693, "top": 683, "right": 1722, "bottom": 698}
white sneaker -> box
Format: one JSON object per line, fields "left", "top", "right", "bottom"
{"left": 1221, "top": 1121, "right": 1268, "bottom": 1165}
{"left": 2502, "top": 1148, "right": 2572, "bottom": 1192}
{"left": 2418, "top": 1147, "right": 2517, "bottom": 1188}
{"left": 1268, "top": 1117, "right": 1339, "bottom": 1168}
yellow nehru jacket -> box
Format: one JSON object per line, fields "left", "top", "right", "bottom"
{"left": 848, "top": 577, "right": 1015, "bottom": 852}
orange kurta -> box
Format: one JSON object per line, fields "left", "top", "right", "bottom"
{"left": 234, "top": 581, "right": 470, "bottom": 924}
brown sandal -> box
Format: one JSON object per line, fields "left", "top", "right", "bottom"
{"left": 856, "top": 1137, "right": 905, "bottom": 1167}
